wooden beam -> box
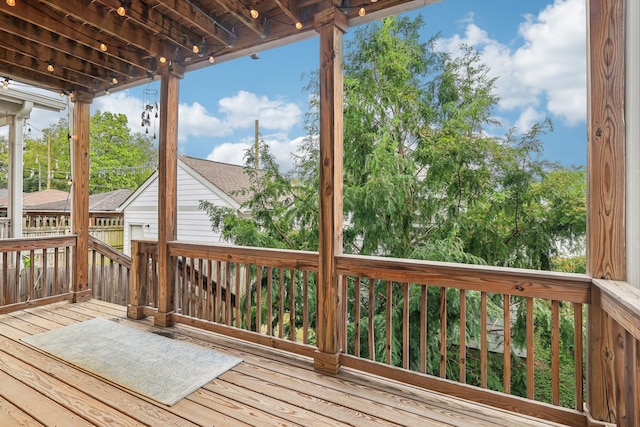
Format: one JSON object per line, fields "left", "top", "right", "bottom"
{"left": 586, "top": 0, "right": 626, "bottom": 424}
{"left": 154, "top": 66, "right": 181, "bottom": 327}
{"left": 313, "top": 6, "right": 346, "bottom": 375}
{"left": 210, "top": 0, "right": 266, "bottom": 37}
{"left": 71, "top": 92, "right": 93, "bottom": 303}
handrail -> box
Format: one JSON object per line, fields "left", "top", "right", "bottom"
{"left": 336, "top": 253, "right": 592, "bottom": 302}
{"left": 592, "top": 279, "right": 640, "bottom": 341}
{"left": 88, "top": 235, "right": 131, "bottom": 305}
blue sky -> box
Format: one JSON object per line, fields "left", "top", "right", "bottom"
{"left": 16, "top": 0, "right": 587, "bottom": 171}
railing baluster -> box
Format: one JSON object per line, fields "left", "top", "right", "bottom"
{"left": 440, "top": 287, "right": 447, "bottom": 378}
{"left": 245, "top": 264, "right": 251, "bottom": 330}
{"left": 278, "top": 268, "right": 284, "bottom": 338}
{"left": 368, "top": 278, "right": 375, "bottom": 361}
{"left": 355, "top": 276, "right": 361, "bottom": 357}
{"left": 551, "top": 299, "right": 560, "bottom": 405}
{"left": 256, "top": 266, "right": 262, "bottom": 333}
{"left": 225, "top": 261, "right": 232, "bottom": 326}
{"left": 289, "top": 269, "right": 296, "bottom": 341}
{"left": 459, "top": 288, "right": 466, "bottom": 383}
{"left": 420, "top": 285, "right": 427, "bottom": 373}
{"left": 216, "top": 261, "right": 223, "bottom": 323}
{"left": 41, "top": 248, "right": 48, "bottom": 297}
{"left": 1, "top": 253, "right": 6, "bottom": 305}
{"left": 29, "top": 249, "right": 35, "bottom": 300}
{"left": 481, "top": 291, "right": 487, "bottom": 388}
{"left": 302, "top": 270, "right": 309, "bottom": 344}
{"left": 504, "top": 294, "right": 511, "bottom": 394}
{"left": 235, "top": 263, "right": 241, "bottom": 328}
{"left": 341, "top": 275, "right": 347, "bottom": 350}
{"left": 402, "top": 282, "right": 409, "bottom": 370}
{"left": 386, "top": 280, "right": 392, "bottom": 365}
{"left": 574, "top": 302, "right": 583, "bottom": 410}
{"left": 527, "top": 297, "right": 535, "bottom": 399}
{"left": 266, "top": 266, "right": 273, "bottom": 335}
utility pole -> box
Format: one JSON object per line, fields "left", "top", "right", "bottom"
{"left": 47, "top": 131, "right": 51, "bottom": 189}
{"left": 254, "top": 119, "right": 259, "bottom": 169}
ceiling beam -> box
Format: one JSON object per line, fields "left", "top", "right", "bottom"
{"left": 210, "top": 0, "right": 267, "bottom": 37}
{"left": 0, "top": 59, "right": 96, "bottom": 93}
{"left": 150, "top": 0, "right": 237, "bottom": 48}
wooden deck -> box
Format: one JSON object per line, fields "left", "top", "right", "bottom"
{"left": 0, "top": 300, "right": 570, "bottom": 427}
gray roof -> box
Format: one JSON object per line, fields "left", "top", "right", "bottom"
{"left": 179, "top": 156, "right": 256, "bottom": 205}
{"left": 27, "top": 189, "right": 133, "bottom": 212}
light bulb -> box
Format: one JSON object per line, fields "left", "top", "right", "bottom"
{"left": 2, "top": 79, "right": 8, "bottom": 89}
{"left": 47, "top": 64, "right": 54, "bottom": 72}
{"left": 295, "top": 21, "right": 302, "bottom": 30}
{"left": 250, "top": 8, "right": 259, "bottom": 19}
{"left": 6, "top": 0, "right": 16, "bottom": 6}
{"left": 159, "top": 56, "right": 167, "bottom": 63}
{"left": 112, "top": 76, "right": 118, "bottom": 84}
{"left": 99, "top": 42, "right": 108, "bottom": 52}
{"left": 208, "top": 55, "right": 215, "bottom": 64}
{"left": 116, "top": 6, "right": 126, "bottom": 16}
{"left": 358, "top": 7, "right": 366, "bottom": 16}
{"left": 192, "top": 45, "right": 199, "bottom": 54}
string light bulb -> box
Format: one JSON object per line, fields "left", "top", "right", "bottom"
{"left": 208, "top": 55, "right": 215, "bottom": 64}
{"left": 116, "top": 1, "right": 126, "bottom": 16}
{"left": 99, "top": 42, "right": 108, "bottom": 52}
{"left": 47, "top": 63, "right": 54, "bottom": 72}
{"left": 2, "top": 78, "right": 8, "bottom": 89}
{"left": 6, "top": 0, "right": 16, "bottom": 6}
{"left": 112, "top": 76, "right": 118, "bottom": 84}
{"left": 192, "top": 44, "right": 200, "bottom": 54}
{"left": 250, "top": 8, "right": 259, "bottom": 19}
{"left": 358, "top": 7, "right": 366, "bottom": 16}
{"left": 159, "top": 56, "right": 167, "bottom": 63}
{"left": 295, "top": 21, "right": 302, "bottom": 30}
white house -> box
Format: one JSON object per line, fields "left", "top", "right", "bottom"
{"left": 119, "top": 156, "right": 253, "bottom": 256}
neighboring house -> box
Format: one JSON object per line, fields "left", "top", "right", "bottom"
{"left": 119, "top": 156, "right": 254, "bottom": 256}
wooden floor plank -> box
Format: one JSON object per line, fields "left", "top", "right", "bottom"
{"left": 0, "top": 333, "right": 198, "bottom": 427}
{"left": 0, "top": 395, "right": 44, "bottom": 427}
{"left": 0, "top": 371, "right": 95, "bottom": 427}
{"left": 0, "top": 349, "right": 141, "bottom": 427}
{"left": 0, "top": 301, "right": 574, "bottom": 427}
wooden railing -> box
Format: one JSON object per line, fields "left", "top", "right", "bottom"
{"left": 88, "top": 235, "right": 131, "bottom": 306}
{"left": 129, "top": 241, "right": 319, "bottom": 357}
{"left": 589, "top": 279, "right": 640, "bottom": 427}
{"left": 336, "top": 254, "right": 591, "bottom": 426}
{"left": 0, "top": 219, "right": 10, "bottom": 239}
{"left": 128, "top": 241, "right": 640, "bottom": 426}
{"left": 0, "top": 235, "right": 75, "bottom": 314}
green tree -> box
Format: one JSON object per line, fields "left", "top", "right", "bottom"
{"left": 202, "top": 15, "right": 586, "bottom": 405}
{"left": 89, "top": 111, "right": 156, "bottom": 193}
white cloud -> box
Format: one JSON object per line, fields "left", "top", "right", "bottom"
{"left": 436, "top": 0, "right": 586, "bottom": 128}
{"left": 178, "top": 102, "right": 225, "bottom": 141}
{"left": 514, "top": 106, "right": 545, "bottom": 133}
{"left": 217, "top": 91, "right": 302, "bottom": 131}
{"left": 207, "top": 133, "right": 305, "bottom": 172}
{"left": 93, "top": 90, "right": 147, "bottom": 135}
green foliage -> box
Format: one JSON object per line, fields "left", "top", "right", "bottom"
{"left": 5, "top": 112, "right": 156, "bottom": 194}
{"left": 89, "top": 111, "right": 157, "bottom": 193}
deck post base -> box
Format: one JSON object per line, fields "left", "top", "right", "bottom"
{"left": 71, "top": 289, "right": 93, "bottom": 303}
{"left": 313, "top": 350, "right": 341, "bottom": 375}
{"left": 584, "top": 404, "right": 617, "bottom": 427}
{"left": 127, "top": 305, "right": 146, "bottom": 320}
{"left": 154, "top": 311, "right": 174, "bottom": 327}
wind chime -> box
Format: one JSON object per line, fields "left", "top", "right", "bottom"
{"left": 141, "top": 84, "right": 159, "bottom": 138}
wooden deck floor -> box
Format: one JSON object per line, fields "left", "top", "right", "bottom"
{"left": 0, "top": 300, "right": 570, "bottom": 427}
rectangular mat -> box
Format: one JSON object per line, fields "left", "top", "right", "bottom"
{"left": 22, "top": 317, "right": 242, "bottom": 406}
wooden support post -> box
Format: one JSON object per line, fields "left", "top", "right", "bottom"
{"left": 586, "top": 0, "right": 626, "bottom": 424}
{"left": 313, "top": 7, "right": 347, "bottom": 375}
{"left": 154, "top": 63, "right": 183, "bottom": 327}
{"left": 71, "top": 91, "right": 93, "bottom": 303}
{"left": 128, "top": 240, "right": 148, "bottom": 319}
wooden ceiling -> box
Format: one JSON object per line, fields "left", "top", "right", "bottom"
{"left": 0, "top": 0, "right": 437, "bottom": 99}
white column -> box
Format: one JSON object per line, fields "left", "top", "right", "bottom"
{"left": 626, "top": 0, "right": 640, "bottom": 288}
{"left": 8, "top": 101, "right": 33, "bottom": 239}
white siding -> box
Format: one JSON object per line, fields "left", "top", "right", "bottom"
{"left": 122, "top": 165, "right": 237, "bottom": 255}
